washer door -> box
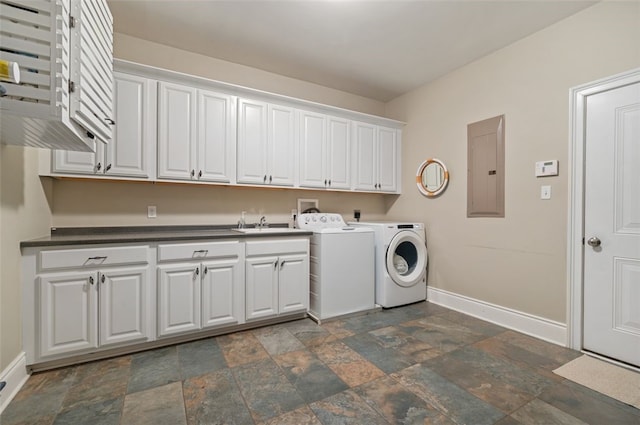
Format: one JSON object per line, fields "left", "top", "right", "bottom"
{"left": 385, "top": 231, "right": 428, "bottom": 287}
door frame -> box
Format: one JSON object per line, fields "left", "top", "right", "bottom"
{"left": 567, "top": 67, "right": 640, "bottom": 350}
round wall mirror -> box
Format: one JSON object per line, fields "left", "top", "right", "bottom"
{"left": 416, "top": 158, "right": 449, "bottom": 197}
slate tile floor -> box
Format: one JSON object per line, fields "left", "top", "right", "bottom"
{"left": 3, "top": 302, "right": 640, "bottom": 425}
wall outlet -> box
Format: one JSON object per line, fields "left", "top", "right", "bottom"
{"left": 147, "top": 205, "right": 157, "bottom": 218}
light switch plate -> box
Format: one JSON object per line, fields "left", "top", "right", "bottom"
{"left": 147, "top": 205, "right": 157, "bottom": 218}
{"left": 541, "top": 186, "right": 551, "bottom": 200}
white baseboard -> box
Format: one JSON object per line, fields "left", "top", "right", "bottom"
{"left": 427, "top": 287, "right": 567, "bottom": 346}
{"left": 0, "top": 352, "right": 30, "bottom": 414}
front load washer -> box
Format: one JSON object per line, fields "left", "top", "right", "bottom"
{"left": 297, "top": 213, "right": 375, "bottom": 321}
{"left": 348, "top": 221, "right": 428, "bottom": 308}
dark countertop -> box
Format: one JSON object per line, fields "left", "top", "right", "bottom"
{"left": 21, "top": 225, "right": 312, "bottom": 248}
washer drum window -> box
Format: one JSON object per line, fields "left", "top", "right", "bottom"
{"left": 385, "top": 231, "right": 428, "bottom": 287}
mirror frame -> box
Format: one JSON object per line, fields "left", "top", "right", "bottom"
{"left": 416, "top": 158, "right": 449, "bottom": 197}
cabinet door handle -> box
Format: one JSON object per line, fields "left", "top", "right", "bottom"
{"left": 104, "top": 117, "right": 116, "bottom": 125}
{"left": 88, "top": 256, "right": 107, "bottom": 261}
{"left": 204, "top": 266, "right": 208, "bottom": 275}
{"left": 328, "top": 179, "right": 331, "bottom": 186}
{"left": 96, "top": 162, "right": 102, "bottom": 172}
{"left": 100, "top": 274, "right": 105, "bottom": 284}
{"left": 195, "top": 267, "right": 199, "bottom": 276}
{"left": 193, "top": 249, "right": 208, "bottom": 255}
{"left": 280, "top": 260, "right": 286, "bottom": 269}
{"left": 273, "top": 261, "right": 278, "bottom": 269}
{"left": 105, "top": 164, "right": 112, "bottom": 172}
{"left": 269, "top": 175, "right": 272, "bottom": 183}
{"left": 198, "top": 170, "right": 202, "bottom": 178}
{"left": 191, "top": 169, "right": 195, "bottom": 178}
{"left": 324, "top": 179, "right": 327, "bottom": 186}
{"left": 89, "top": 276, "right": 95, "bottom": 285}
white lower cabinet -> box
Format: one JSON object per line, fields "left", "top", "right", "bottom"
{"left": 156, "top": 241, "right": 244, "bottom": 337}
{"left": 39, "top": 266, "right": 149, "bottom": 359}
{"left": 24, "top": 237, "right": 308, "bottom": 367}
{"left": 245, "top": 239, "right": 309, "bottom": 321}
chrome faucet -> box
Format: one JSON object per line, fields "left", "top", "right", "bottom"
{"left": 257, "top": 216, "right": 268, "bottom": 229}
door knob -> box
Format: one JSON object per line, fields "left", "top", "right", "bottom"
{"left": 587, "top": 237, "right": 601, "bottom": 247}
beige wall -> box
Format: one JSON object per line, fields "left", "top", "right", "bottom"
{"left": 385, "top": 1, "right": 640, "bottom": 322}
{"left": 114, "top": 33, "right": 385, "bottom": 117}
{"left": 0, "top": 146, "right": 53, "bottom": 371}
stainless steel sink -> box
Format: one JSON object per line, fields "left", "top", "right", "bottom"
{"left": 231, "top": 227, "right": 308, "bottom": 234}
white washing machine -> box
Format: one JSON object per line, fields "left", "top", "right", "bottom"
{"left": 297, "top": 213, "right": 375, "bottom": 321}
{"left": 348, "top": 221, "right": 428, "bottom": 308}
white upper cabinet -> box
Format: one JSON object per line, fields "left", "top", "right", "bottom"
{"left": 198, "top": 90, "right": 237, "bottom": 182}
{"left": 157, "top": 82, "right": 197, "bottom": 180}
{"left": 158, "top": 82, "right": 236, "bottom": 183}
{"left": 299, "top": 110, "right": 327, "bottom": 188}
{"left": 237, "top": 98, "right": 295, "bottom": 186}
{"left": 53, "top": 72, "right": 156, "bottom": 178}
{"left": 377, "top": 126, "right": 399, "bottom": 192}
{"left": 41, "top": 59, "right": 402, "bottom": 193}
{"left": 299, "top": 111, "right": 351, "bottom": 190}
{"left": 237, "top": 99, "right": 268, "bottom": 184}
{"left": 108, "top": 73, "right": 156, "bottom": 178}
{"left": 327, "top": 116, "right": 351, "bottom": 189}
{"left": 268, "top": 104, "right": 296, "bottom": 186}
{"left": 353, "top": 122, "right": 399, "bottom": 193}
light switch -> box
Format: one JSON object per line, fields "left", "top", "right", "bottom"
{"left": 541, "top": 186, "right": 551, "bottom": 200}
{"left": 147, "top": 205, "right": 157, "bottom": 218}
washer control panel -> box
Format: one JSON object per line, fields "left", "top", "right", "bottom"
{"left": 297, "top": 213, "right": 347, "bottom": 230}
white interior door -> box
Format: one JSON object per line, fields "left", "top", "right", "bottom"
{"left": 583, "top": 80, "right": 640, "bottom": 367}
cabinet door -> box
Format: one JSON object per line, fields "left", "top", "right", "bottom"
{"left": 106, "top": 73, "right": 156, "bottom": 178}
{"left": 245, "top": 256, "right": 279, "bottom": 320}
{"left": 99, "top": 267, "right": 148, "bottom": 346}
{"left": 377, "top": 126, "right": 398, "bottom": 192}
{"left": 52, "top": 146, "right": 101, "bottom": 175}
{"left": 197, "top": 90, "right": 236, "bottom": 183}
{"left": 157, "top": 82, "right": 197, "bottom": 180}
{"left": 327, "top": 116, "right": 351, "bottom": 189}
{"left": 268, "top": 104, "right": 296, "bottom": 186}
{"left": 237, "top": 98, "right": 268, "bottom": 184}
{"left": 353, "top": 121, "right": 377, "bottom": 190}
{"left": 157, "top": 263, "right": 201, "bottom": 337}
{"left": 278, "top": 254, "right": 309, "bottom": 314}
{"left": 299, "top": 110, "right": 327, "bottom": 188}
{"left": 39, "top": 272, "right": 98, "bottom": 358}
{"left": 201, "top": 258, "right": 241, "bottom": 328}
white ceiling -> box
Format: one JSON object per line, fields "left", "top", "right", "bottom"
{"left": 107, "top": 0, "right": 596, "bottom": 102}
